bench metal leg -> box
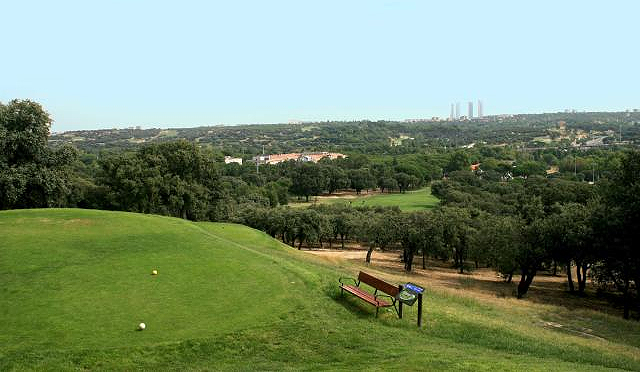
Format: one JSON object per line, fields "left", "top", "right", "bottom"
{"left": 390, "top": 302, "right": 401, "bottom": 319}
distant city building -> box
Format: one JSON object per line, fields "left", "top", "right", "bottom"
{"left": 477, "top": 100, "right": 483, "bottom": 118}
{"left": 468, "top": 101, "right": 474, "bottom": 118}
{"left": 455, "top": 102, "right": 460, "bottom": 119}
{"left": 253, "top": 152, "right": 346, "bottom": 165}
{"left": 224, "top": 156, "right": 243, "bottom": 165}
{"left": 450, "top": 103, "right": 455, "bottom": 120}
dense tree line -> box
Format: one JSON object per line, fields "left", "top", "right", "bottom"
{"left": 430, "top": 157, "right": 640, "bottom": 318}
{"left": 2, "top": 99, "right": 639, "bottom": 319}
{"left": 50, "top": 111, "right": 640, "bottom": 155}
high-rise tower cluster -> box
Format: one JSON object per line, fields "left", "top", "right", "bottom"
{"left": 449, "top": 100, "right": 484, "bottom": 119}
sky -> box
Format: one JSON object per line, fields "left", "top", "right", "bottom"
{"left": 1, "top": 0, "right": 639, "bottom": 132}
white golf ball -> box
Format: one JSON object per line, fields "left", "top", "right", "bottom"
{"left": 138, "top": 322, "right": 146, "bottom": 330}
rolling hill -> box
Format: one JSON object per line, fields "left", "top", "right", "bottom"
{"left": 1, "top": 209, "right": 639, "bottom": 371}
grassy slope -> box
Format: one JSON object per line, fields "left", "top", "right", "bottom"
{"left": 293, "top": 187, "right": 440, "bottom": 211}
{"left": 1, "top": 209, "right": 639, "bottom": 371}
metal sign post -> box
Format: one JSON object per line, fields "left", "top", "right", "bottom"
{"left": 396, "top": 282, "right": 425, "bottom": 327}
{"left": 417, "top": 292, "right": 423, "bottom": 327}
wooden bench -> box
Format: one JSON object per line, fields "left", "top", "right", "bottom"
{"left": 339, "top": 271, "right": 400, "bottom": 317}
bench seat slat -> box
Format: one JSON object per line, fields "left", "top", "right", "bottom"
{"left": 341, "top": 284, "right": 392, "bottom": 307}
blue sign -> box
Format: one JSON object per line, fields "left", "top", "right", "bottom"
{"left": 404, "top": 283, "right": 424, "bottom": 294}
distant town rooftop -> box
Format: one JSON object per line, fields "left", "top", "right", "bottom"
{"left": 253, "top": 152, "right": 346, "bottom": 165}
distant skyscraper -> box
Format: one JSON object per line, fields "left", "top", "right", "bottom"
{"left": 455, "top": 102, "right": 460, "bottom": 119}
{"left": 468, "top": 101, "right": 474, "bottom": 118}
{"left": 450, "top": 103, "right": 454, "bottom": 120}
{"left": 478, "top": 100, "right": 483, "bottom": 118}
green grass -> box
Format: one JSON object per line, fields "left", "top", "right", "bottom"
{"left": 1, "top": 209, "right": 640, "bottom": 371}
{"left": 293, "top": 187, "right": 440, "bottom": 211}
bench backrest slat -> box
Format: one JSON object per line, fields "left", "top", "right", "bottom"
{"left": 358, "top": 271, "right": 399, "bottom": 296}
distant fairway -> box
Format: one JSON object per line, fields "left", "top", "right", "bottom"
{"left": 2, "top": 209, "right": 640, "bottom": 371}
{"left": 293, "top": 187, "right": 440, "bottom": 211}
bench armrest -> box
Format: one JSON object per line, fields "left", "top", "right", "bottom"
{"left": 339, "top": 277, "right": 358, "bottom": 286}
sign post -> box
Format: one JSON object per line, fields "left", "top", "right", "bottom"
{"left": 417, "top": 292, "right": 423, "bottom": 327}
{"left": 396, "top": 282, "right": 425, "bottom": 327}
{"left": 398, "top": 285, "right": 403, "bottom": 319}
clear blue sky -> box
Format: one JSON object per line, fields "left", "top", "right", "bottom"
{"left": 1, "top": 0, "right": 638, "bottom": 132}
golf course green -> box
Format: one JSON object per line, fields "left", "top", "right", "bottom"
{"left": 293, "top": 187, "right": 440, "bottom": 211}
{"left": 1, "top": 209, "right": 639, "bottom": 371}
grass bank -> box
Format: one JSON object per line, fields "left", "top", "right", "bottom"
{"left": 1, "top": 209, "right": 638, "bottom": 371}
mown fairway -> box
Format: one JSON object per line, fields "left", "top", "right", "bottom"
{"left": 293, "top": 187, "right": 439, "bottom": 211}
{"left": 1, "top": 209, "right": 640, "bottom": 371}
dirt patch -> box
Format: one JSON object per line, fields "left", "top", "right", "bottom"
{"left": 33, "top": 218, "right": 93, "bottom": 227}
{"left": 290, "top": 190, "right": 386, "bottom": 204}
{"left": 63, "top": 219, "right": 93, "bottom": 226}
{"left": 305, "top": 249, "right": 624, "bottom": 317}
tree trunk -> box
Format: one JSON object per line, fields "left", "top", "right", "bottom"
{"left": 623, "top": 278, "right": 630, "bottom": 320}
{"left": 366, "top": 246, "right": 374, "bottom": 263}
{"left": 635, "top": 275, "right": 640, "bottom": 315}
{"left": 506, "top": 271, "right": 513, "bottom": 283}
{"left": 576, "top": 261, "right": 588, "bottom": 295}
{"left": 566, "top": 261, "right": 574, "bottom": 293}
{"left": 340, "top": 234, "right": 345, "bottom": 250}
{"left": 455, "top": 251, "right": 464, "bottom": 274}
{"left": 422, "top": 249, "right": 426, "bottom": 269}
{"left": 404, "top": 249, "right": 414, "bottom": 272}
{"left": 517, "top": 268, "right": 537, "bottom": 298}
{"left": 298, "top": 239, "right": 303, "bottom": 250}
{"left": 328, "top": 238, "right": 332, "bottom": 249}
